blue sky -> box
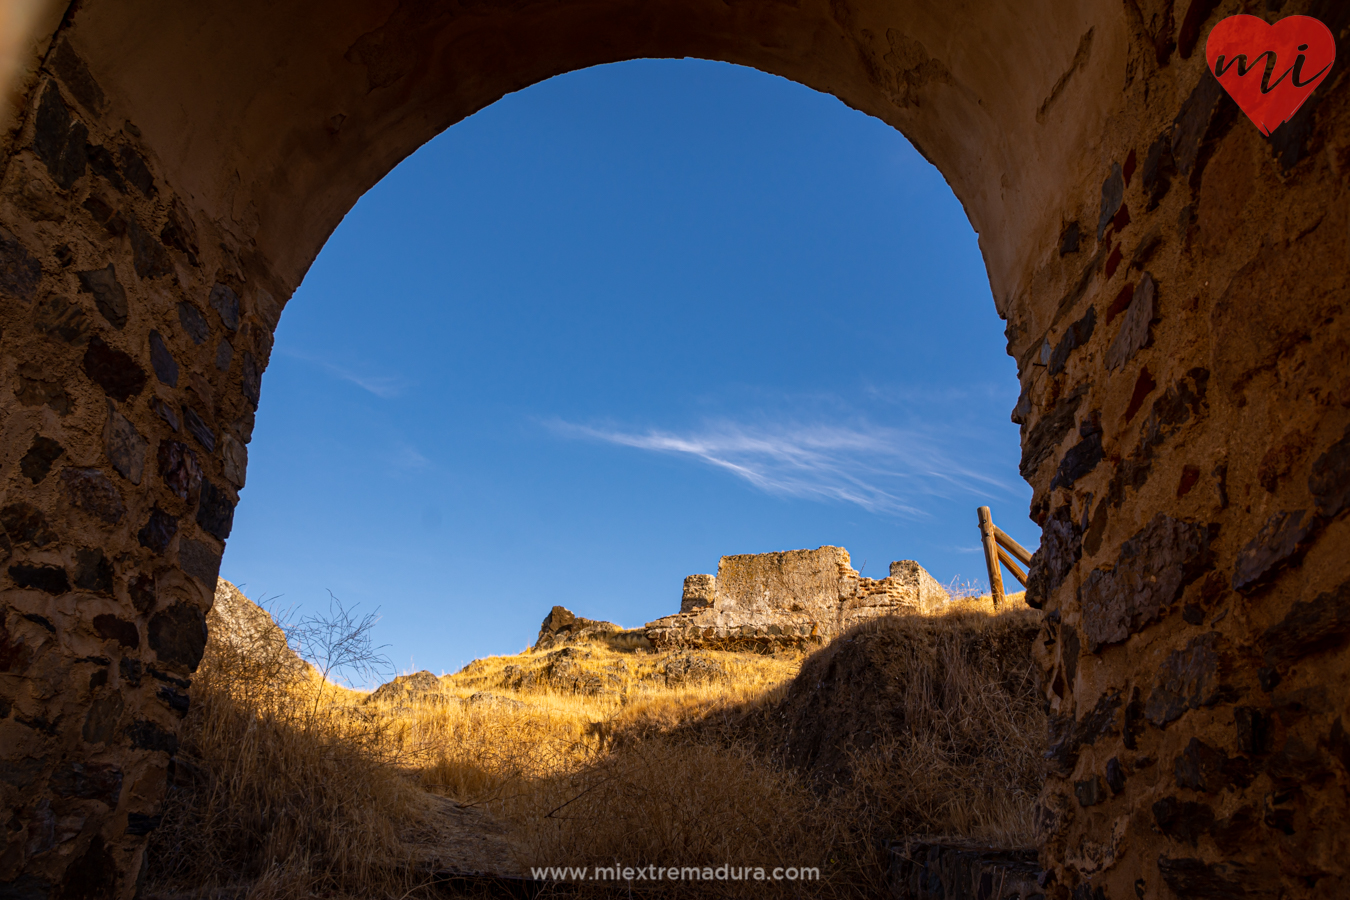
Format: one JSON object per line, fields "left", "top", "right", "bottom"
{"left": 221, "top": 59, "right": 1037, "bottom": 681}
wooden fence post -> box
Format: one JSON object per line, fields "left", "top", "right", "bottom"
{"left": 978, "top": 507, "right": 1034, "bottom": 605}
{"left": 978, "top": 506, "right": 1005, "bottom": 606}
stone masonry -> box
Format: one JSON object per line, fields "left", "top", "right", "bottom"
{"left": 646, "top": 546, "right": 947, "bottom": 649}
{"left": 1, "top": 1, "right": 1349, "bottom": 897}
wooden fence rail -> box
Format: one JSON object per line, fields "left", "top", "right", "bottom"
{"left": 977, "top": 506, "right": 1034, "bottom": 606}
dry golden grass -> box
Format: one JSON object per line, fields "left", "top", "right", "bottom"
{"left": 149, "top": 591, "right": 1043, "bottom": 899}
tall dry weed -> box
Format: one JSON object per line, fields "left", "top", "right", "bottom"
{"left": 147, "top": 599, "right": 434, "bottom": 899}
{"left": 151, "top": 592, "right": 1044, "bottom": 899}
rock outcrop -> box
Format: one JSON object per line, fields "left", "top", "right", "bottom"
{"left": 646, "top": 547, "right": 947, "bottom": 650}
{"left": 534, "top": 605, "right": 626, "bottom": 651}
{"left": 207, "top": 579, "right": 310, "bottom": 678}
{"left": 364, "top": 670, "right": 445, "bottom": 706}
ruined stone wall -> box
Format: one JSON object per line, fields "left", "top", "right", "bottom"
{"left": 0, "top": 56, "right": 280, "bottom": 899}
{"left": 646, "top": 547, "right": 946, "bottom": 648}
{"left": 1013, "top": 3, "right": 1350, "bottom": 897}
{"left": 0, "top": 0, "right": 1347, "bottom": 897}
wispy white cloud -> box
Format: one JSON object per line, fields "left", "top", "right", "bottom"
{"left": 283, "top": 349, "right": 409, "bottom": 399}
{"left": 549, "top": 416, "right": 1018, "bottom": 518}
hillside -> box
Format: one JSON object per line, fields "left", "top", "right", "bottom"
{"left": 148, "top": 582, "right": 1043, "bottom": 899}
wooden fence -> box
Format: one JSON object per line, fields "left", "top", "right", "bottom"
{"left": 977, "top": 506, "right": 1033, "bottom": 606}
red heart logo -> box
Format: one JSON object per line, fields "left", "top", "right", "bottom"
{"left": 1205, "top": 15, "right": 1336, "bottom": 136}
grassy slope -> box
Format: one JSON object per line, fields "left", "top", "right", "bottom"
{"left": 148, "top": 593, "right": 1042, "bottom": 899}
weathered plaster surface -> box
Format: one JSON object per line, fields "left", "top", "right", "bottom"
{"left": 1, "top": 0, "right": 1348, "bottom": 897}
{"left": 647, "top": 547, "right": 946, "bottom": 648}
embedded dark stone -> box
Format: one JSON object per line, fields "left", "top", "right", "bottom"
{"left": 158, "top": 440, "right": 202, "bottom": 502}
{"left": 1331, "top": 718, "right": 1350, "bottom": 774}
{"left": 177, "top": 301, "right": 210, "bottom": 344}
{"left": 1046, "top": 689, "right": 1121, "bottom": 774}
{"left": 1181, "top": 604, "right": 1204, "bottom": 625}
{"left": 179, "top": 538, "right": 222, "bottom": 586}
{"left": 196, "top": 479, "right": 235, "bottom": 540}
{"left": 82, "top": 193, "right": 126, "bottom": 234}
{"left": 1266, "top": 737, "right": 1332, "bottom": 791}
{"left": 129, "top": 574, "right": 156, "bottom": 615}
{"left": 49, "top": 762, "right": 122, "bottom": 804}
{"left": 22, "top": 614, "right": 54, "bottom": 633}
{"left": 1063, "top": 623, "right": 1080, "bottom": 685}
{"left": 149, "top": 667, "right": 190, "bottom": 689}
{"left": 73, "top": 548, "right": 114, "bottom": 594}
{"left": 160, "top": 202, "right": 200, "bottom": 264}
{"left": 19, "top": 435, "right": 64, "bottom": 483}
{"left": 209, "top": 282, "right": 240, "bottom": 331}
{"left": 125, "top": 719, "right": 178, "bottom": 754}
{"left": 1156, "top": 856, "right": 1278, "bottom": 900}
{"left": 241, "top": 351, "right": 260, "bottom": 409}
{"left": 0, "top": 619, "right": 34, "bottom": 673}
{"left": 105, "top": 403, "right": 146, "bottom": 484}
{"left": 148, "top": 330, "right": 178, "bottom": 386}
{"left": 1171, "top": 73, "right": 1226, "bottom": 176}
{"left": 1261, "top": 579, "right": 1350, "bottom": 670}
{"left": 125, "top": 813, "right": 162, "bottom": 836}
{"left": 1235, "top": 707, "right": 1272, "bottom": 756}
{"left": 13, "top": 372, "right": 72, "bottom": 415}
{"left": 127, "top": 215, "right": 172, "bottom": 279}
{"left": 9, "top": 564, "right": 70, "bottom": 594}
{"left": 33, "top": 294, "right": 91, "bottom": 344}
{"left": 1051, "top": 418, "right": 1104, "bottom": 490}
{"left": 1048, "top": 306, "right": 1096, "bottom": 375}
{"left": 0, "top": 503, "right": 56, "bottom": 547}
{"left": 1059, "top": 221, "right": 1080, "bottom": 256}
{"left": 1025, "top": 505, "right": 1082, "bottom": 609}
{"left": 59, "top": 836, "right": 121, "bottom": 900}
{"left": 158, "top": 685, "right": 190, "bottom": 715}
{"left": 1173, "top": 737, "right": 1252, "bottom": 793}
{"left": 215, "top": 338, "right": 234, "bottom": 372}
{"left": 1020, "top": 388, "right": 1086, "bottom": 479}
{"left": 77, "top": 264, "right": 128, "bottom": 328}
{"left": 1105, "top": 273, "right": 1155, "bottom": 371}
{"left": 1141, "top": 132, "right": 1174, "bottom": 211}
{"left": 1309, "top": 424, "right": 1350, "bottom": 520}
{"left": 153, "top": 397, "right": 180, "bottom": 431}
{"left": 1080, "top": 514, "right": 1211, "bottom": 646}
{"left": 119, "top": 658, "right": 144, "bottom": 688}
{"left": 1097, "top": 162, "right": 1124, "bottom": 241}
{"left": 1075, "top": 775, "right": 1105, "bottom": 807}
{"left": 0, "top": 227, "right": 42, "bottom": 302}
{"left": 50, "top": 40, "right": 105, "bottom": 113}
{"left": 0, "top": 756, "right": 44, "bottom": 788}
{"left": 1205, "top": 809, "right": 1255, "bottom": 859}
{"left": 60, "top": 467, "right": 127, "bottom": 524}
{"left": 33, "top": 82, "right": 89, "bottom": 190}
{"left": 81, "top": 693, "right": 124, "bottom": 744}
{"left": 93, "top": 614, "right": 139, "bottom": 649}
{"left": 1232, "top": 509, "right": 1315, "bottom": 594}
{"left": 86, "top": 143, "right": 126, "bottom": 193}
{"left": 118, "top": 144, "right": 156, "bottom": 197}
{"left": 1145, "top": 632, "right": 1226, "bottom": 727}
{"left": 0, "top": 532, "right": 11, "bottom": 566}
{"left": 83, "top": 336, "right": 147, "bottom": 401}
{"left": 137, "top": 506, "right": 178, "bottom": 554}
{"left": 148, "top": 602, "right": 207, "bottom": 670}
{"left": 1105, "top": 757, "right": 1126, "bottom": 795}
{"left": 183, "top": 406, "right": 216, "bottom": 452}
{"left": 1151, "top": 797, "right": 1214, "bottom": 845}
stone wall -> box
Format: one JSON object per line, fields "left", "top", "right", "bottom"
{"left": 646, "top": 547, "right": 947, "bottom": 649}
{"left": 0, "top": 0, "right": 1348, "bottom": 897}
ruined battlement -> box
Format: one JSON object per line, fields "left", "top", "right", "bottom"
{"left": 646, "top": 546, "right": 946, "bottom": 650}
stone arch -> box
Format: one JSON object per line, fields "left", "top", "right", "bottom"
{"left": 1, "top": 1, "right": 1348, "bottom": 898}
